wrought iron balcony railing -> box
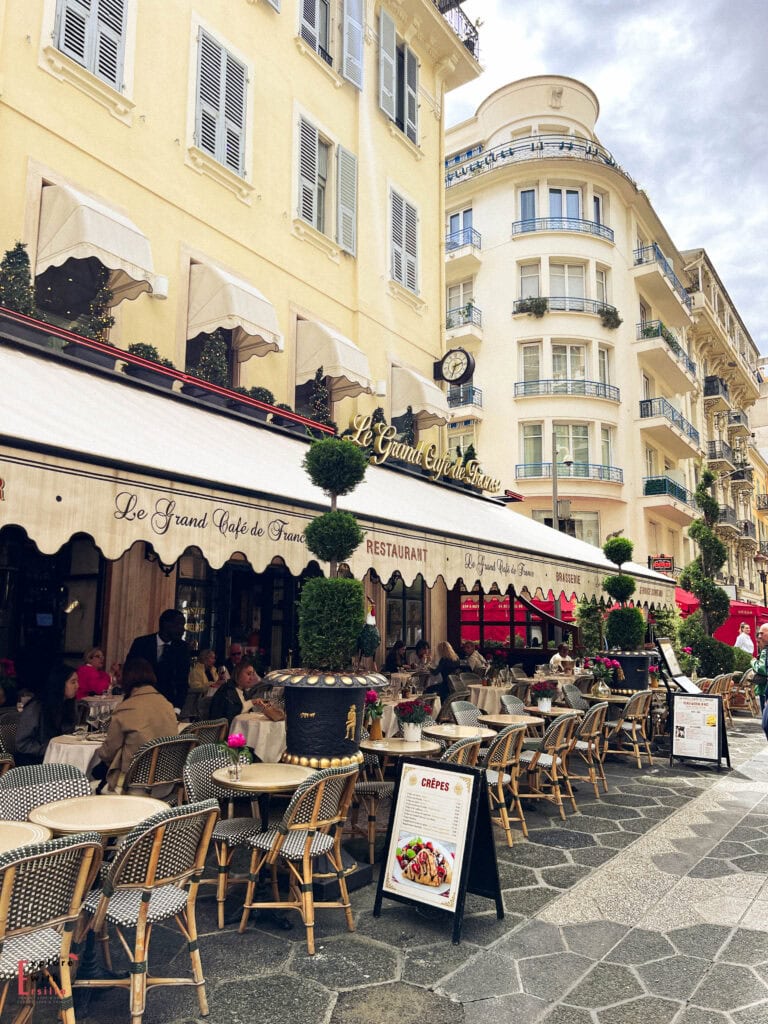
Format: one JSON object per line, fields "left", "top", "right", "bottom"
{"left": 447, "top": 384, "right": 483, "bottom": 408}
{"left": 445, "top": 227, "right": 481, "bottom": 251}
{"left": 703, "top": 375, "right": 730, "bottom": 402}
{"left": 446, "top": 304, "right": 482, "bottom": 329}
{"left": 514, "top": 379, "right": 620, "bottom": 401}
{"left": 639, "top": 397, "right": 700, "bottom": 446}
{"left": 435, "top": 0, "right": 479, "bottom": 60}
{"left": 760, "top": 541, "right": 768, "bottom": 556}
{"left": 707, "top": 439, "right": 734, "bottom": 464}
{"left": 513, "top": 297, "right": 620, "bottom": 317}
{"left": 642, "top": 476, "right": 696, "bottom": 507}
{"left": 515, "top": 462, "right": 623, "bottom": 483}
{"left": 742, "top": 520, "right": 757, "bottom": 541}
{"left": 717, "top": 505, "right": 739, "bottom": 528}
{"left": 635, "top": 320, "right": 696, "bottom": 377}
{"left": 510, "top": 217, "right": 614, "bottom": 242}
{"left": 728, "top": 410, "right": 750, "bottom": 431}
{"left": 756, "top": 494, "right": 768, "bottom": 512}
{"left": 633, "top": 243, "right": 692, "bottom": 311}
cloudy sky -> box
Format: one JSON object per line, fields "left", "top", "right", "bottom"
{"left": 445, "top": 0, "right": 768, "bottom": 355}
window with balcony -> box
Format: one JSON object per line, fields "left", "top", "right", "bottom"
{"left": 552, "top": 344, "right": 586, "bottom": 383}
{"left": 601, "top": 426, "right": 613, "bottom": 467}
{"left": 645, "top": 447, "right": 657, "bottom": 477}
{"left": 301, "top": 0, "right": 332, "bottom": 64}
{"left": 639, "top": 299, "right": 651, "bottom": 324}
{"left": 379, "top": 9, "right": 418, "bottom": 144}
{"left": 593, "top": 192, "right": 605, "bottom": 225}
{"left": 390, "top": 189, "right": 418, "bottom": 292}
{"left": 549, "top": 188, "right": 580, "bottom": 219}
{"left": 298, "top": 118, "right": 358, "bottom": 254}
{"left": 448, "top": 422, "right": 476, "bottom": 458}
{"left": 555, "top": 423, "right": 589, "bottom": 466}
{"left": 596, "top": 268, "right": 607, "bottom": 305}
{"left": 520, "top": 188, "right": 536, "bottom": 224}
{"left": 196, "top": 30, "right": 247, "bottom": 176}
{"left": 520, "top": 263, "right": 540, "bottom": 299}
{"left": 448, "top": 208, "right": 472, "bottom": 236}
{"left": 598, "top": 347, "right": 610, "bottom": 384}
{"left": 532, "top": 509, "right": 600, "bottom": 545}
{"left": 55, "top": 0, "right": 126, "bottom": 90}
{"left": 447, "top": 280, "right": 473, "bottom": 310}
{"left": 521, "top": 343, "right": 541, "bottom": 382}
{"left": 522, "top": 423, "right": 543, "bottom": 465}
{"left": 550, "top": 262, "right": 585, "bottom": 310}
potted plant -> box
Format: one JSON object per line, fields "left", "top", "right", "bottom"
{"left": 602, "top": 536, "right": 650, "bottom": 687}
{"left": 530, "top": 678, "right": 558, "bottom": 712}
{"left": 183, "top": 329, "right": 230, "bottom": 402}
{"left": 363, "top": 688, "right": 384, "bottom": 740}
{"left": 229, "top": 385, "right": 275, "bottom": 421}
{"left": 516, "top": 296, "right": 548, "bottom": 318}
{"left": 124, "top": 343, "right": 176, "bottom": 389}
{"left": 394, "top": 698, "right": 430, "bottom": 741}
{"left": 597, "top": 305, "right": 623, "bottom": 330}
{"left": 584, "top": 655, "right": 622, "bottom": 696}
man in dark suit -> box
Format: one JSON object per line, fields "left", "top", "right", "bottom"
{"left": 126, "top": 609, "right": 191, "bottom": 712}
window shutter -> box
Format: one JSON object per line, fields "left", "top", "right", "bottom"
{"left": 403, "top": 199, "right": 418, "bottom": 293}
{"left": 196, "top": 31, "right": 223, "bottom": 161}
{"left": 223, "top": 52, "right": 247, "bottom": 175}
{"left": 57, "top": 0, "right": 91, "bottom": 67}
{"left": 390, "top": 190, "right": 404, "bottom": 284}
{"left": 337, "top": 146, "right": 357, "bottom": 255}
{"left": 404, "top": 47, "right": 418, "bottom": 144}
{"left": 379, "top": 9, "right": 396, "bottom": 120}
{"left": 300, "top": 0, "right": 318, "bottom": 51}
{"left": 94, "top": 0, "right": 125, "bottom": 88}
{"left": 341, "top": 0, "right": 364, "bottom": 89}
{"left": 298, "top": 118, "right": 318, "bottom": 225}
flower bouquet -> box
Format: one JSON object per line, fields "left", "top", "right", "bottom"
{"left": 220, "top": 732, "right": 253, "bottom": 781}
{"left": 395, "top": 698, "right": 430, "bottom": 741}
{"left": 585, "top": 655, "right": 623, "bottom": 696}
{"left": 364, "top": 688, "right": 384, "bottom": 739}
{"left": 678, "top": 647, "right": 699, "bottom": 680}
{"left": 530, "top": 678, "right": 558, "bottom": 712}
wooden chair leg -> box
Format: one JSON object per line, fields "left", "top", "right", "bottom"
{"left": 129, "top": 907, "right": 150, "bottom": 1024}
{"left": 300, "top": 853, "right": 316, "bottom": 955}
{"left": 239, "top": 850, "right": 260, "bottom": 933}
{"left": 185, "top": 898, "right": 208, "bottom": 1017}
{"left": 215, "top": 841, "right": 231, "bottom": 930}
{"left": 331, "top": 841, "right": 355, "bottom": 934}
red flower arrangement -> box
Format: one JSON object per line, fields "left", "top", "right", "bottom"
{"left": 394, "top": 699, "right": 429, "bottom": 725}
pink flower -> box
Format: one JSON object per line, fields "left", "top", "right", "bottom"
{"left": 649, "top": 664, "right": 658, "bottom": 673}
{"left": 227, "top": 733, "right": 246, "bottom": 749}
{"left": 683, "top": 647, "right": 692, "bottom": 654}
{"left": 610, "top": 659, "right": 621, "bottom": 669}
{"left": 365, "top": 689, "right": 379, "bottom": 705}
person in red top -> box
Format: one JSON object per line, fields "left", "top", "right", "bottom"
{"left": 76, "top": 647, "right": 112, "bottom": 700}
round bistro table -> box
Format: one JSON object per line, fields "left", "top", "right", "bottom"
{"left": 0, "top": 821, "right": 52, "bottom": 853}
{"left": 29, "top": 795, "right": 168, "bottom": 838}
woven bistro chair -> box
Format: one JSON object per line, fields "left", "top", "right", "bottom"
{"left": 519, "top": 713, "right": 580, "bottom": 819}
{"left": 0, "top": 833, "right": 102, "bottom": 1024}
{"left": 0, "top": 755, "right": 14, "bottom": 779}
{"left": 449, "top": 700, "right": 482, "bottom": 727}
{"left": 485, "top": 724, "right": 528, "bottom": 845}
{"left": 0, "top": 712, "right": 19, "bottom": 755}
{"left": 707, "top": 674, "right": 735, "bottom": 725}
{"left": 183, "top": 743, "right": 264, "bottom": 929}
{"left": 239, "top": 765, "right": 359, "bottom": 955}
{"left": 562, "top": 682, "right": 589, "bottom": 712}
{"left": 604, "top": 690, "right": 655, "bottom": 769}
{"left": 181, "top": 718, "right": 228, "bottom": 744}
{"left": 439, "top": 736, "right": 483, "bottom": 766}
{"left": 500, "top": 694, "right": 526, "bottom": 715}
{"left": 0, "top": 763, "right": 91, "bottom": 821}
{"left": 75, "top": 799, "right": 219, "bottom": 1024}
{"left": 571, "top": 701, "right": 609, "bottom": 798}
{"left": 436, "top": 692, "right": 468, "bottom": 724}
{"left": 731, "top": 668, "right": 760, "bottom": 717}
{"left": 352, "top": 728, "right": 395, "bottom": 864}
{"left": 119, "top": 734, "right": 199, "bottom": 803}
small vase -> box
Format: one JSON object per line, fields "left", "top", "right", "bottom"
{"left": 228, "top": 759, "right": 242, "bottom": 781}
{"left": 402, "top": 723, "right": 422, "bottom": 742}
{"left": 367, "top": 717, "right": 383, "bottom": 740}
{"left": 537, "top": 698, "right": 552, "bottom": 713}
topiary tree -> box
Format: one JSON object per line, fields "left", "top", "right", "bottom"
{"left": 77, "top": 265, "right": 115, "bottom": 343}
{"left": 678, "top": 469, "right": 730, "bottom": 636}
{"left": 602, "top": 536, "right": 645, "bottom": 649}
{"left": 400, "top": 405, "right": 416, "bottom": 447}
{"left": 0, "top": 241, "right": 35, "bottom": 315}
{"left": 194, "top": 329, "right": 229, "bottom": 387}
{"left": 575, "top": 598, "right": 604, "bottom": 656}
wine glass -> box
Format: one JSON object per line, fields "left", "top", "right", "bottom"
{"left": 87, "top": 705, "right": 99, "bottom": 733}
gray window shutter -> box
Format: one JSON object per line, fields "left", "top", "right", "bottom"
{"left": 379, "top": 8, "right": 396, "bottom": 120}
{"left": 223, "top": 52, "right": 247, "bottom": 175}
{"left": 298, "top": 118, "right": 318, "bottom": 225}
{"left": 94, "top": 0, "right": 126, "bottom": 88}
{"left": 403, "top": 199, "right": 418, "bottom": 292}
{"left": 196, "top": 30, "right": 222, "bottom": 161}
{"left": 337, "top": 146, "right": 357, "bottom": 255}
{"left": 300, "top": 0, "right": 318, "bottom": 51}
{"left": 390, "top": 189, "right": 404, "bottom": 284}
{"left": 405, "top": 47, "right": 418, "bottom": 144}
{"left": 341, "top": 0, "right": 364, "bottom": 89}
{"left": 57, "top": 0, "right": 91, "bottom": 67}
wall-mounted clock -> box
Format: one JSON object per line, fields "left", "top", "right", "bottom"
{"left": 433, "top": 347, "right": 475, "bottom": 386}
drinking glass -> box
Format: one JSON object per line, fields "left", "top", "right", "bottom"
{"left": 87, "top": 706, "right": 99, "bottom": 732}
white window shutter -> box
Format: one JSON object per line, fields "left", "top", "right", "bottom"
{"left": 405, "top": 47, "right": 418, "bottom": 144}
{"left": 404, "top": 199, "right": 418, "bottom": 292}
{"left": 94, "top": 0, "right": 126, "bottom": 88}
{"left": 298, "top": 118, "right": 318, "bottom": 225}
{"left": 390, "top": 190, "right": 404, "bottom": 284}
{"left": 300, "top": 0, "right": 318, "bottom": 51}
{"left": 223, "top": 52, "right": 247, "bottom": 175}
{"left": 379, "top": 9, "right": 396, "bottom": 120}
{"left": 341, "top": 0, "right": 364, "bottom": 89}
{"left": 337, "top": 146, "right": 357, "bottom": 255}
{"left": 57, "top": 0, "right": 92, "bottom": 67}
{"left": 196, "top": 30, "right": 223, "bottom": 161}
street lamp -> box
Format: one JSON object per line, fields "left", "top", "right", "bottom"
{"left": 755, "top": 551, "right": 768, "bottom": 607}
{"left": 551, "top": 429, "right": 573, "bottom": 532}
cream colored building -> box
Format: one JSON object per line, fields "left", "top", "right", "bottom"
{"left": 444, "top": 76, "right": 764, "bottom": 602}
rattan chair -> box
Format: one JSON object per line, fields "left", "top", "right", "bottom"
{"left": 519, "top": 713, "right": 580, "bottom": 818}
{"left": 439, "top": 736, "right": 482, "bottom": 766}
{"left": 562, "top": 683, "right": 589, "bottom": 712}
{"left": 351, "top": 729, "right": 394, "bottom": 864}
{"left": 0, "top": 763, "right": 91, "bottom": 821}
{"left": 500, "top": 694, "right": 526, "bottom": 715}
{"left": 436, "top": 692, "right": 469, "bottom": 724}
{"left": 183, "top": 743, "right": 263, "bottom": 929}
{"left": 119, "top": 734, "right": 199, "bottom": 803}
{"left": 571, "top": 701, "right": 609, "bottom": 798}
{"left": 0, "top": 712, "right": 19, "bottom": 755}
{"left": 0, "top": 833, "right": 102, "bottom": 1024}
{"left": 730, "top": 668, "right": 760, "bottom": 717}
{"left": 181, "top": 718, "right": 228, "bottom": 744}
{"left": 239, "top": 765, "right": 359, "bottom": 954}
{"left": 449, "top": 700, "right": 482, "bottom": 727}
{"left": 0, "top": 755, "right": 14, "bottom": 778}
{"left": 604, "top": 690, "right": 655, "bottom": 769}
{"left": 75, "top": 799, "right": 219, "bottom": 1023}
{"left": 485, "top": 724, "right": 528, "bottom": 845}
{"left": 707, "top": 674, "right": 735, "bottom": 725}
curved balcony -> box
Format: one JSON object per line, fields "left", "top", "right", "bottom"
{"left": 727, "top": 410, "right": 751, "bottom": 439}
{"left": 445, "top": 134, "right": 637, "bottom": 190}
{"left": 515, "top": 462, "right": 623, "bottom": 483}
{"left": 513, "top": 297, "right": 620, "bottom": 319}
{"left": 514, "top": 379, "right": 620, "bottom": 402}
{"left": 447, "top": 383, "right": 483, "bottom": 421}
{"left": 510, "top": 217, "right": 614, "bottom": 243}
{"left": 639, "top": 397, "right": 700, "bottom": 459}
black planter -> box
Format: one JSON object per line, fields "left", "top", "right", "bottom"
{"left": 123, "top": 364, "right": 175, "bottom": 390}
{"left": 229, "top": 399, "right": 269, "bottom": 422}
{"left": 182, "top": 384, "right": 230, "bottom": 408}
{"left": 63, "top": 341, "right": 117, "bottom": 369}
{"left": 180, "top": 382, "right": 209, "bottom": 399}
{"left": 611, "top": 652, "right": 651, "bottom": 691}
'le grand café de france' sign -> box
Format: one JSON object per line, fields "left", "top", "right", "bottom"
{"left": 348, "top": 414, "right": 501, "bottom": 494}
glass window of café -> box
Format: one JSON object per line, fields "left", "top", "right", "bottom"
{"left": 459, "top": 583, "right": 514, "bottom": 648}
{"left": 384, "top": 573, "right": 425, "bottom": 654}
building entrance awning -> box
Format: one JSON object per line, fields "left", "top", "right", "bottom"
{"left": 391, "top": 365, "right": 448, "bottom": 428}
{"left": 296, "top": 320, "right": 373, "bottom": 399}
{"left": 187, "top": 264, "right": 283, "bottom": 360}
{"left": 0, "top": 343, "right": 674, "bottom": 607}
{"left": 36, "top": 183, "right": 156, "bottom": 304}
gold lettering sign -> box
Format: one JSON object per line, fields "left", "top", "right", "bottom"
{"left": 348, "top": 415, "right": 501, "bottom": 493}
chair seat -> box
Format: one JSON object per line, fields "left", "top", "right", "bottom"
{"left": 83, "top": 883, "right": 189, "bottom": 925}
{"left": 485, "top": 769, "right": 511, "bottom": 785}
{"left": 574, "top": 739, "right": 598, "bottom": 751}
{"left": 354, "top": 781, "right": 394, "bottom": 798}
{"left": 519, "top": 751, "right": 561, "bottom": 769}
{"left": 213, "top": 817, "right": 265, "bottom": 845}
{"left": 0, "top": 928, "right": 61, "bottom": 979}
{"left": 619, "top": 721, "right": 643, "bottom": 733}
{"left": 246, "top": 828, "right": 336, "bottom": 860}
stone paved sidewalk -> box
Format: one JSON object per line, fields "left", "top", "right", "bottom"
{"left": 24, "top": 718, "right": 768, "bottom": 1024}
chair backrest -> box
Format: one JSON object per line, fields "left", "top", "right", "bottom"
{"left": 538, "top": 712, "right": 580, "bottom": 756}
{"left": 183, "top": 742, "right": 251, "bottom": 802}
{"left": 436, "top": 692, "right": 464, "bottom": 724}
{"left": 459, "top": 672, "right": 483, "bottom": 686}
{"left": 562, "top": 683, "right": 589, "bottom": 711}
{"left": 576, "top": 701, "right": 608, "bottom": 740}
{"left": 280, "top": 765, "right": 359, "bottom": 836}
{"left": 447, "top": 673, "right": 468, "bottom": 695}
{"left": 181, "top": 718, "right": 228, "bottom": 744}
{"left": 511, "top": 666, "right": 530, "bottom": 680}
{"left": 508, "top": 681, "right": 530, "bottom": 703}
{"left": 440, "top": 736, "right": 482, "bottom": 766}
{"left": 500, "top": 694, "right": 526, "bottom": 715}
{"left": 0, "top": 833, "right": 102, "bottom": 942}
{"left": 0, "top": 754, "right": 14, "bottom": 778}
{"left": 450, "top": 700, "right": 481, "bottom": 727}
{"left": 485, "top": 724, "right": 526, "bottom": 772}
{"left": 621, "top": 689, "right": 654, "bottom": 720}
{"left": 122, "top": 735, "right": 199, "bottom": 799}
{"left": 0, "top": 711, "right": 19, "bottom": 754}
{"left": 0, "top": 763, "right": 91, "bottom": 821}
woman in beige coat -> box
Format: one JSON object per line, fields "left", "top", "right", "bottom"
{"left": 95, "top": 658, "right": 178, "bottom": 790}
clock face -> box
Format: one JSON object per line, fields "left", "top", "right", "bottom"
{"left": 442, "top": 349, "right": 470, "bottom": 382}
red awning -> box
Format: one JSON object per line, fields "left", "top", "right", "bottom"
{"left": 675, "top": 587, "right": 700, "bottom": 616}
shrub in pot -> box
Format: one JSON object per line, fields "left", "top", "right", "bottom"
{"left": 602, "top": 536, "right": 648, "bottom": 687}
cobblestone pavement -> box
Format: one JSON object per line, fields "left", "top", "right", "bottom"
{"left": 22, "top": 718, "right": 768, "bottom": 1023}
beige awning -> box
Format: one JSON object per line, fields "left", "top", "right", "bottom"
{"left": 36, "top": 183, "right": 155, "bottom": 304}
{"left": 296, "top": 320, "right": 373, "bottom": 400}
{"left": 187, "top": 264, "right": 283, "bottom": 360}
{"left": 391, "top": 365, "right": 448, "bottom": 429}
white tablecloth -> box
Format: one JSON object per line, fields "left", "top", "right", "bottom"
{"left": 231, "top": 713, "right": 286, "bottom": 763}
{"left": 468, "top": 685, "right": 510, "bottom": 716}
{"left": 44, "top": 734, "right": 103, "bottom": 777}
{"left": 380, "top": 697, "right": 440, "bottom": 737}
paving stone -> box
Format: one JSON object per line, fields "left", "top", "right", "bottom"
{"left": 688, "top": 858, "right": 734, "bottom": 878}
{"left": 497, "top": 919, "right": 566, "bottom": 959}
{"left": 539, "top": 864, "right": 592, "bottom": 889}
{"left": 636, "top": 954, "right": 711, "bottom": 999}
{"left": 292, "top": 935, "right": 399, "bottom": 990}
{"left": 498, "top": 842, "right": 569, "bottom": 867}
{"left": 518, "top": 951, "right": 593, "bottom": 1000}
{"left": 732, "top": 1002, "right": 768, "bottom": 1024}
{"left": 503, "top": 886, "right": 559, "bottom": 916}
{"left": 556, "top": 815, "right": 621, "bottom": 834}
{"left": 527, "top": 828, "right": 596, "bottom": 849}
{"left": 730, "top": 854, "right": 767, "bottom": 873}
{"left": 401, "top": 942, "right": 481, "bottom": 987}
{"left": 561, "top": 920, "right": 628, "bottom": 958}
{"left": 745, "top": 837, "right": 768, "bottom": 854}
{"left": 542, "top": 1007, "right": 595, "bottom": 1024}
{"left": 655, "top": 795, "right": 692, "bottom": 808}
{"left": 497, "top": 860, "right": 540, "bottom": 889}
{"left": 356, "top": 906, "right": 453, "bottom": 946}
{"left": 573, "top": 801, "right": 642, "bottom": 820}
{"left": 459, "top": 911, "right": 523, "bottom": 946}
{"left": 651, "top": 853, "right": 702, "bottom": 876}
{"left": 569, "top": 846, "right": 618, "bottom": 868}
{"left": 666, "top": 924, "right": 733, "bottom": 959}
{"left": 566, "top": 963, "right": 644, "bottom": 1008}
{"left": 600, "top": 792, "right": 660, "bottom": 807}
{"left": 640, "top": 804, "right": 676, "bottom": 820}
{"left": 605, "top": 928, "right": 676, "bottom": 965}
{"left": 212, "top": 975, "right": 335, "bottom": 1024}
{"left": 728, "top": 827, "right": 766, "bottom": 843}
{"left": 718, "top": 928, "right": 768, "bottom": 965}
{"left": 691, "top": 963, "right": 768, "bottom": 1011}
{"left": 618, "top": 783, "right": 675, "bottom": 797}
{"left": 616, "top": 817, "right": 658, "bottom": 835}
{"left": 597, "top": 832, "right": 638, "bottom": 850}
{"left": 596, "top": 996, "right": 681, "bottom": 1023}
{"left": 463, "top": 992, "right": 548, "bottom": 1024}
{"left": 438, "top": 951, "right": 520, "bottom": 1001}
{"left": 331, "top": 982, "right": 464, "bottom": 1024}
{"left": 709, "top": 841, "right": 757, "bottom": 860}
{"left": 675, "top": 1009, "right": 730, "bottom": 1024}
{"left": 187, "top": 926, "right": 291, "bottom": 977}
